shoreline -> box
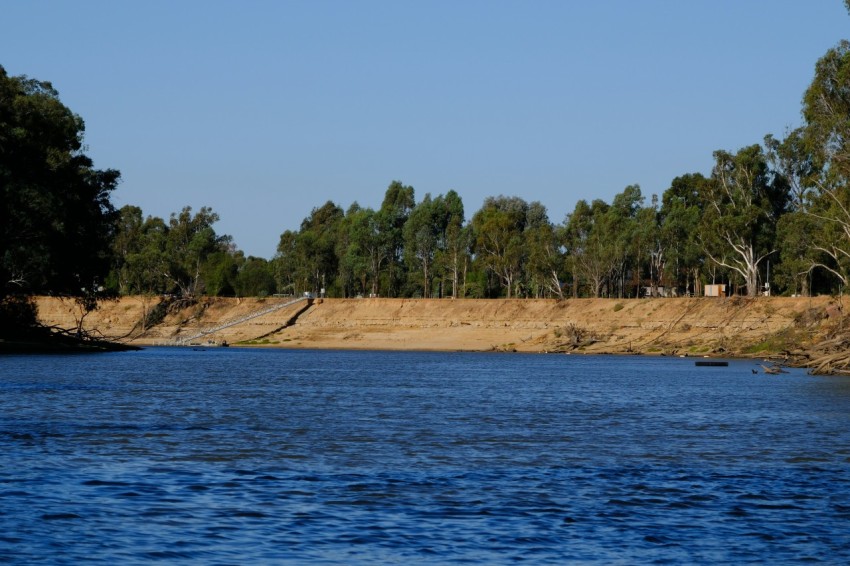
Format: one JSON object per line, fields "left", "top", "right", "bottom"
{"left": 31, "top": 295, "right": 843, "bottom": 366}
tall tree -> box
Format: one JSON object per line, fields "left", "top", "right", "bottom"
{"left": 377, "top": 181, "right": 415, "bottom": 297}
{"left": 107, "top": 207, "right": 169, "bottom": 328}
{"left": 439, "top": 190, "right": 468, "bottom": 298}
{"left": 765, "top": 130, "right": 816, "bottom": 211}
{"left": 775, "top": 210, "right": 821, "bottom": 295}
{"left": 234, "top": 256, "right": 275, "bottom": 297}
{"left": 699, "top": 145, "right": 789, "bottom": 296}
{"left": 200, "top": 249, "right": 240, "bottom": 296}
{"left": 295, "top": 201, "right": 344, "bottom": 295}
{"left": 349, "top": 206, "right": 386, "bottom": 297}
{"left": 162, "top": 206, "right": 230, "bottom": 297}
{"left": 1, "top": 66, "right": 119, "bottom": 315}
{"left": 403, "top": 194, "right": 445, "bottom": 298}
{"left": 335, "top": 203, "right": 362, "bottom": 297}
{"left": 633, "top": 195, "right": 661, "bottom": 297}
{"left": 798, "top": 40, "right": 850, "bottom": 289}
{"left": 660, "top": 174, "right": 707, "bottom": 295}
{"left": 803, "top": 40, "right": 850, "bottom": 187}
{"left": 110, "top": 205, "right": 147, "bottom": 295}
{"left": 471, "top": 196, "right": 528, "bottom": 298}
{"left": 523, "top": 201, "right": 564, "bottom": 298}
{"left": 563, "top": 198, "right": 624, "bottom": 298}
{"left": 273, "top": 230, "right": 299, "bottom": 295}
{"left": 607, "top": 185, "right": 644, "bottom": 298}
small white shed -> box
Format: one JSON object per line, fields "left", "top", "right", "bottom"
{"left": 704, "top": 284, "right": 726, "bottom": 297}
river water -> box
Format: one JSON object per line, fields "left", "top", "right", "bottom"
{"left": 2, "top": 348, "right": 850, "bottom": 563}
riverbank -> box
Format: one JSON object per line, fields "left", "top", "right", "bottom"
{"left": 32, "top": 295, "right": 842, "bottom": 362}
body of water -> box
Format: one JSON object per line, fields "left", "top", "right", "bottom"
{"left": 2, "top": 348, "right": 850, "bottom": 563}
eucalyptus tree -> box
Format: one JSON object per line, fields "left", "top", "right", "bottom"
{"left": 698, "top": 145, "right": 789, "bottom": 297}
{"left": 563, "top": 199, "right": 617, "bottom": 297}
{"left": 765, "top": 130, "right": 817, "bottom": 211}
{"left": 806, "top": 192, "right": 850, "bottom": 288}
{"left": 200, "top": 249, "right": 240, "bottom": 296}
{"left": 607, "top": 185, "right": 644, "bottom": 298}
{"left": 775, "top": 210, "right": 822, "bottom": 295}
{"left": 333, "top": 203, "right": 389, "bottom": 297}
{"left": 523, "top": 201, "right": 564, "bottom": 298}
{"left": 803, "top": 40, "right": 850, "bottom": 188}
{"left": 111, "top": 205, "right": 146, "bottom": 295}
{"left": 335, "top": 203, "right": 366, "bottom": 297}
{"left": 471, "top": 196, "right": 529, "bottom": 298}
{"left": 438, "top": 190, "right": 468, "bottom": 298}
{"left": 403, "top": 194, "right": 449, "bottom": 298}
{"left": 234, "top": 256, "right": 276, "bottom": 297}
{"left": 359, "top": 208, "right": 388, "bottom": 297}
{"left": 162, "top": 206, "right": 230, "bottom": 297}
{"left": 107, "top": 206, "right": 169, "bottom": 328}
{"left": 0, "top": 65, "right": 119, "bottom": 315}
{"left": 660, "top": 174, "right": 707, "bottom": 295}
{"left": 632, "top": 195, "right": 661, "bottom": 296}
{"left": 377, "top": 181, "right": 415, "bottom": 297}
{"left": 561, "top": 201, "right": 588, "bottom": 298}
{"left": 111, "top": 207, "right": 169, "bottom": 295}
{"left": 294, "top": 201, "right": 344, "bottom": 295}
{"left": 797, "top": 40, "right": 850, "bottom": 290}
{"left": 765, "top": 130, "right": 822, "bottom": 294}
{"left": 273, "top": 230, "right": 299, "bottom": 295}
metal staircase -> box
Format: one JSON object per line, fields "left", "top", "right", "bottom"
{"left": 171, "top": 296, "right": 311, "bottom": 346}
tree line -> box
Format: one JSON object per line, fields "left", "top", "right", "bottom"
{"left": 105, "top": 24, "right": 850, "bottom": 301}
{"left": 106, "top": 128, "right": 842, "bottom": 301}
{"left": 4, "top": 7, "right": 850, "bottom": 336}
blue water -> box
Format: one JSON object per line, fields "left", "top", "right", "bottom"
{"left": 2, "top": 348, "right": 850, "bottom": 563}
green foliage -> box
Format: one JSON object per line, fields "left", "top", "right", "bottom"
{"left": 274, "top": 200, "right": 344, "bottom": 296}
{"left": 108, "top": 204, "right": 237, "bottom": 297}
{"left": 1, "top": 65, "right": 119, "bottom": 303}
{"left": 471, "top": 195, "right": 529, "bottom": 298}
{"left": 524, "top": 201, "right": 564, "bottom": 298}
{"left": 403, "top": 193, "right": 442, "bottom": 297}
{"left": 803, "top": 40, "right": 850, "bottom": 184}
{"left": 235, "top": 257, "right": 275, "bottom": 297}
{"left": 564, "top": 197, "right": 626, "bottom": 297}
{"left": 660, "top": 173, "right": 708, "bottom": 294}
{"left": 378, "top": 181, "right": 415, "bottom": 297}
{"left": 163, "top": 206, "right": 230, "bottom": 296}
{"left": 201, "top": 251, "right": 239, "bottom": 296}
{"left": 698, "top": 145, "right": 788, "bottom": 296}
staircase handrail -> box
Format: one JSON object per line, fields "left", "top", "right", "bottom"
{"left": 173, "top": 296, "right": 310, "bottom": 345}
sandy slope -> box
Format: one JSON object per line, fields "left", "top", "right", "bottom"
{"left": 33, "top": 295, "right": 841, "bottom": 357}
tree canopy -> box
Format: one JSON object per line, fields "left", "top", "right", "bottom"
{"left": 1, "top": 66, "right": 119, "bottom": 335}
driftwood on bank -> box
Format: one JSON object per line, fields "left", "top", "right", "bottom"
{"left": 805, "top": 316, "right": 850, "bottom": 375}
{"left": 809, "top": 349, "right": 850, "bottom": 375}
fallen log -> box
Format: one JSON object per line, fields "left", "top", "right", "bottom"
{"left": 808, "top": 350, "right": 850, "bottom": 375}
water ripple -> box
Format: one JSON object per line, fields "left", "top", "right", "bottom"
{"left": 2, "top": 350, "right": 850, "bottom": 563}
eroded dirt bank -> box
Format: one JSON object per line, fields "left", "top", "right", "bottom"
{"left": 33, "top": 295, "right": 843, "bottom": 361}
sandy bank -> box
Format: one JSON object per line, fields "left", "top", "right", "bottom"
{"left": 33, "top": 295, "right": 841, "bottom": 358}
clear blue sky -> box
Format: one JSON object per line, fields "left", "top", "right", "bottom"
{"left": 2, "top": 1, "right": 847, "bottom": 259}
